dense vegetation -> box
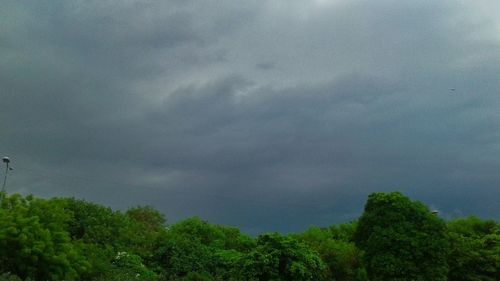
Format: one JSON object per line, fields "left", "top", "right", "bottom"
{"left": 0, "top": 192, "right": 498, "bottom": 281}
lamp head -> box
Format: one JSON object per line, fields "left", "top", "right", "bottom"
{"left": 2, "top": 157, "right": 10, "bottom": 164}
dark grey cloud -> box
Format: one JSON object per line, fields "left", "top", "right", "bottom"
{"left": 1, "top": 0, "right": 499, "bottom": 234}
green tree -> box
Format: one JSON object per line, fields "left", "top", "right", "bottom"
{"left": 0, "top": 194, "right": 88, "bottom": 280}
{"left": 447, "top": 216, "right": 499, "bottom": 281}
{"left": 94, "top": 252, "right": 158, "bottom": 281}
{"left": 154, "top": 233, "right": 214, "bottom": 279}
{"left": 240, "top": 233, "right": 326, "bottom": 281}
{"left": 354, "top": 192, "right": 449, "bottom": 281}
{"left": 152, "top": 217, "right": 254, "bottom": 280}
{"left": 329, "top": 221, "right": 358, "bottom": 242}
{"left": 62, "top": 198, "right": 164, "bottom": 279}
{"left": 62, "top": 198, "right": 129, "bottom": 279}
{"left": 126, "top": 206, "right": 166, "bottom": 232}
{"left": 125, "top": 206, "right": 168, "bottom": 259}
{"left": 64, "top": 198, "right": 129, "bottom": 248}
{"left": 216, "top": 224, "right": 255, "bottom": 252}
{"left": 296, "top": 227, "right": 366, "bottom": 281}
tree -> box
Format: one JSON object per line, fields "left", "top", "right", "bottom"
{"left": 62, "top": 198, "right": 131, "bottom": 279}
{"left": 153, "top": 232, "right": 215, "bottom": 279}
{"left": 94, "top": 251, "right": 158, "bottom": 281}
{"left": 354, "top": 192, "right": 449, "bottom": 281}
{"left": 0, "top": 194, "right": 88, "bottom": 280}
{"left": 329, "top": 221, "right": 358, "bottom": 242}
{"left": 240, "top": 233, "right": 327, "bottom": 281}
{"left": 64, "top": 198, "right": 129, "bottom": 248}
{"left": 152, "top": 217, "right": 255, "bottom": 280}
{"left": 62, "top": 198, "right": 164, "bottom": 279}
{"left": 447, "top": 216, "right": 499, "bottom": 281}
{"left": 126, "top": 206, "right": 166, "bottom": 232}
{"left": 296, "top": 227, "right": 366, "bottom": 281}
{"left": 125, "top": 206, "right": 168, "bottom": 258}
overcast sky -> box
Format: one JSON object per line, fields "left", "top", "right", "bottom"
{"left": 1, "top": 0, "right": 499, "bottom": 234}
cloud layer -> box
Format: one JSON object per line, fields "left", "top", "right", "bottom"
{"left": 1, "top": 0, "right": 499, "bottom": 233}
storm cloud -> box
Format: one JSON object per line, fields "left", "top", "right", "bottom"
{"left": 1, "top": 0, "right": 499, "bottom": 233}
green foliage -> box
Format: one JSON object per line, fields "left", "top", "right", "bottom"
{"left": 125, "top": 206, "right": 168, "bottom": 260}
{"left": 62, "top": 199, "right": 167, "bottom": 278}
{"left": 296, "top": 227, "right": 366, "bottom": 281}
{"left": 181, "top": 272, "right": 215, "bottom": 281}
{"left": 1, "top": 192, "right": 498, "bottom": 281}
{"left": 93, "top": 252, "right": 158, "bottom": 281}
{"left": 216, "top": 224, "right": 255, "bottom": 252}
{"left": 240, "top": 233, "right": 327, "bottom": 281}
{"left": 447, "top": 216, "right": 499, "bottom": 281}
{"left": 0, "top": 195, "right": 88, "bottom": 281}
{"left": 354, "top": 192, "right": 449, "bottom": 281}
{"left": 166, "top": 217, "right": 225, "bottom": 247}
{"left": 154, "top": 232, "right": 214, "bottom": 279}
{"left": 62, "top": 198, "right": 131, "bottom": 279}
{"left": 329, "top": 221, "right": 358, "bottom": 242}
{"left": 210, "top": 249, "right": 244, "bottom": 280}
{"left": 126, "top": 206, "right": 166, "bottom": 232}
{"left": 1, "top": 195, "right": 166, "bottom": 281}
{"left": 152, "top": 217, "right": 327, "bottom": 281}
{"left": 64, "top": 198, "right": 130, "bottom": 248}
{"left": 0, "top": 273, "right": 25, "bottom": 281}
{"left": 152, "top": 217, "right": 253, "bottom": 280}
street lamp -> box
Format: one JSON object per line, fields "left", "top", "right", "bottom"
{"left": 2, "top": 157, "right": 12, "bottom": 195}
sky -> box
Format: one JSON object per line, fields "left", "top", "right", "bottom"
{"left": 1, "top": 0, "right": 499, "bottom": 234}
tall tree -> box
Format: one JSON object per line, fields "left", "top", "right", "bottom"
{"left": 354, "top": 192, "right": 449, "bottom": 281}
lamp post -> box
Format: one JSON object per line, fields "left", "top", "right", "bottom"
{"left": 1, "top": 157, "right": 11, "bottom": 196}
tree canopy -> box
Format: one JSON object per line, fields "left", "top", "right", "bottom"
{"left": 354, "top": 192, "right": 449, "bottom": 281}
{"left": 0, "top": 191, "right": 497, "bottom": 281}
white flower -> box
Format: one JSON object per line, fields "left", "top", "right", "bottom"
{"left": 115, "top": 251, "right": 128, "bottom": 260}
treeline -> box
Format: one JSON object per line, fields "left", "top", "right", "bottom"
{"left": 0, "top": 192, "right": 498, "bottom": 281}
